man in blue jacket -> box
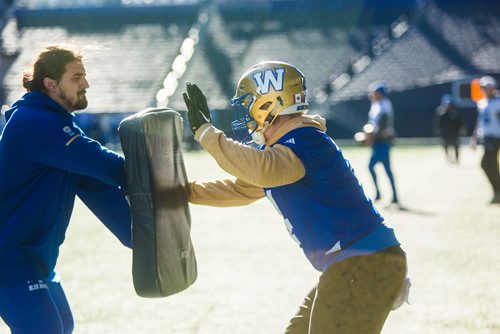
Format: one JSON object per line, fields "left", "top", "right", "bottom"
{"left": 0, "top": 45, "right": 131, "bottom": 333}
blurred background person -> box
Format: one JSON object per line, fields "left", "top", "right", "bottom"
{"left": 366, "top": 81, "right": 399, "bottom": 204}
{"left": 434, "top": 94, "right": 463, "bottom": 163}
{"left": 471, "top": 76, "right": 500, "bottom": 204}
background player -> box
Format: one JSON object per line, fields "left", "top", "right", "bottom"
{"left": 434, "top": 94, "right": 463, "bottom": 163}
{"left": 365, "top": 81, "right": 399, "bottom": 204}
{"left": 471, "top": 76, "right": 500, "bottom": 204}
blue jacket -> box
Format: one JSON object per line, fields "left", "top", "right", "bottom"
{"left": 264, "top": 127, "right": 399, "bottom": 272}
{"left": 0, "top": 92, "right": 131, "bottom": 287}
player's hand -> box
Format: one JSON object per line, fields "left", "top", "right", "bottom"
{"left": 183, "top": 82, "right": 211, "bottom": 134}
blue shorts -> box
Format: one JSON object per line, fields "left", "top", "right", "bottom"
{"left": 0, "top": 275, "right": 74, "bottom": 334}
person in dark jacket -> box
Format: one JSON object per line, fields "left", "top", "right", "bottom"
{"left": 434, "top": 94, "right": 462, "bottom": 163}
{"left": 0, "top": 45, "right": 131, "bottom": 334}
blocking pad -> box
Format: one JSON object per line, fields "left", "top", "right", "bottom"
{"left": 119, "top": 107, "right": 197, "bottom": 298}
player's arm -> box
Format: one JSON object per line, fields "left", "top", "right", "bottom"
{"left": 374, "top": 113, "right": 389, "bottom": 139}
{"left": 188, "top": 177, "right": 265, "bottom": 207}
{"left": 195, "top": 124, "right": 305, "bottom": 188}
{"left": 470, "top": 109, "right": 479, "bottom": 149}
{"left": 22, "top": 112, "right": 126, "bottom": 188}
{"left": 470, "top": 124, "right": 478, "bottom": 149}
{"left": 77, "top": 175, "right": 132, "bottom": 248}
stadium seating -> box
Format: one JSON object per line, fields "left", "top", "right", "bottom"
{"left": 169, "top": 3, "right": 374, "bottom": 111}
{"left": 330, "top": 0, "right": 500, "bottom": 102}
{"left": 1, "top": 0, "right": 499, "bottom": 140}
{"left": 16, "top": 0, "right": 201, "bottom": 9}
{"left": 3, "top": 18, "right": 194, "bottom": 114}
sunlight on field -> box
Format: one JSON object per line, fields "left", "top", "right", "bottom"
{"left": 1, "top": 145, "right": 499, "bottom": 333}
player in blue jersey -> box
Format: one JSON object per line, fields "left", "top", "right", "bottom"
{"left": 183, "top": 61, "right": 409, "bottom": 333}
{"left": 365, "top": 81, "right": 399, "bottom": 204}
{"left": 0, "top": 45, "right": 131, "bottom": 333}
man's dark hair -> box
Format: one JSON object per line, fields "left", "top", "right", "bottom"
{"left": 22, "top": 45, "right": 83, "bottom": 92}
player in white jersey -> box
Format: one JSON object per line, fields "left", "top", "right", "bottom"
{"left": 471, "top": 76, "right": 500, "bottom": 204}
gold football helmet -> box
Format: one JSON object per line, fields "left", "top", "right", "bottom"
{"left": 230, "top": 61, "right": 308, "bottom": 144}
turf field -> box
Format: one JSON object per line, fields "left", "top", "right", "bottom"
{"left": 1, "top": 144, "right": 499, "bottom": 333}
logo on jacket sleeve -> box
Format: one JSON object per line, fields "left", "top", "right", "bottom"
{"left": 63, "top": 126, "right": 75, "bottom": 136}
{"left": 63, "top": 125, "right": 81, "bottom": 146}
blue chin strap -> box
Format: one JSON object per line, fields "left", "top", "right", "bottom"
{"left": 230, "top": 93, "right": 257, "bottom": 145}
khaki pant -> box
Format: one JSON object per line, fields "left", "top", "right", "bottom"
{"left": 285, "top": 246, "right": 407, "bottom": 334}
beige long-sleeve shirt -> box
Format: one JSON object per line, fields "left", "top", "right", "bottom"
{"left": 188, "top": 114, "right": 327, "bottom": 207}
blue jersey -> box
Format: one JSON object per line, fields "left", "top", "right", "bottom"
{"left": 0, "top": 92, "right": 131, "bottom": 287}
{"left": 263, "top": 127, "right": 399, "bottom": 272}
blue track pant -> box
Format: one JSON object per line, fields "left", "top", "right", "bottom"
{"left": 0, "top": 277, "right": 74, "bottom": 334}
{"left": 369, "top": 142, "right": 398, "bottom": 202}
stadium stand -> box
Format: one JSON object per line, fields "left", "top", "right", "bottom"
{"left": 1, "top": 0, "right": 499, "bottom": 141}
{"left": 168, "top": 0, "right": 411, "bottom": 133}
{"left": 0, "top": 1, "right": 199, "bottom": 145}
{"left": 331, "top": 1, "right": 499, "bottom": 102}
{"left": 325, "top": 0, "right": 500, "bottom": 138}
{"left": 2, "top": 3, "right": 198, "bottom": 114}
{"left": 3, "top": 24, "right": 189, "bottom": 113}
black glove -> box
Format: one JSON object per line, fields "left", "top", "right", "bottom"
{"left": 183, "top": 82, "right": 211, "bottom": 134}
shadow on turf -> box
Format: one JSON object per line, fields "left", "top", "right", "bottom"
{"left": 383, "top": 203, "right": 435, "bottom": 216}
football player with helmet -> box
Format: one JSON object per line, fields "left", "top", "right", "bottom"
{"left": 183, "top": 61, "right": 409, "bottom": 333}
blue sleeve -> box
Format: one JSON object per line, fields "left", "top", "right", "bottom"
{"left": 77, "top": 175, "right": 132, "bottom": 248}
{"left": 19, "top": 112, "right": 126, "bottom": 188}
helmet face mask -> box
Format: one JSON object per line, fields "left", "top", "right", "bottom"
{"left": 230, "top": 93, "right": 258, "bottom": 144}
{"left": 230, "top": 61, "right": 308, "bottom": 144}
